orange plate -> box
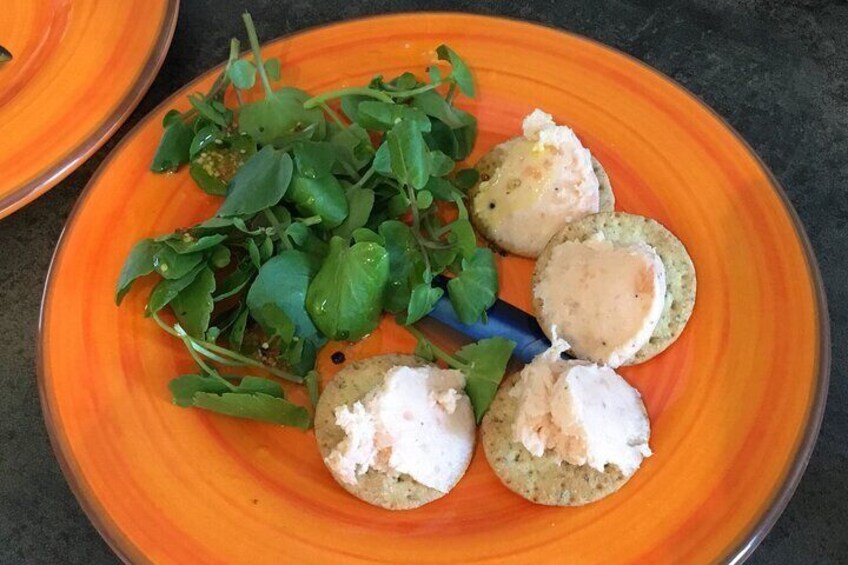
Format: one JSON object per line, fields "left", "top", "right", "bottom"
{"left": 39, "top": 14, "right": 829, "bottom": 564}
{"left": 0, "top": 0, "right": 178, "bottom": 218}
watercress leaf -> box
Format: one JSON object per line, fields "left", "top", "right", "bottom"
{"left": 292, "top": 141, "right": 336, "bottom": 179}
{"left": 171, "top": 267, "right": 217, "bottom": 338}
{"left": 218, "top": 147, "right": 292, "bottom": 217}
{"left": 116, "top": 239, "right": 161, "bottom": 304}
{"left": 189, "top": 138, "right": 254, "bottom": 196}
{"left": 429, "top": 150, "right": 455, "bottom": 177}
{"left": 356, "top": 101, "right": 431, "bottom": 132}
{"left": 264, "top": 58, "right": 281, "bottom": 81}
{"left": 153, "top": 246, "right": 204, "bottom": 280}
{"left": 253, "top": 303, "right": 296, "bottom": 343}
{"left": 378, "top": 221, "right": 425, "bottom": 313}
{"left": 447, "top": 248, "right": 498, "bottom": 324}
{"left": 386, "top": 72, "right": 421, "bottom": 91}
{"left": 328, "top": 123, "right": 372, "bottom": 173}
{"left": 447, "top": 219, "right": 476, "bottom": 260}
{"left": 162, "top": 109, "right": 183, "bottom": 127}
{"left": 386, "top": 193, "right": 410, "bottom": 218}
{"left": 259, "top": 234, "right": 274, "bottom": 261}
{"left": 387, "top": 120, "right": 430, "bottom": 190}
{"left": 305, "top": 370, "right": 320, "bottom": 408}
{"left": 333, "top": 187, "right": 374, "bottom": 240}
{"left": 415, "top": 190, "right": 433, "bottom": 210}
{"left": 238, "top": 88, "right": 324, "bottom": 146}
{"left": 246, "top": 238, "right": 261, "bottom": 269}
{"left": 454, "top": 336, "right": 516, "bottom": 422}
{"left": 427, "top": 65, "right": 442, "bottom": 84}
{"left": 190, "top": 125, "right": 221, "bottom": 158}
{"left": 169, "top": 374, "right": 232, "bottom": 407}
{"left": 147, "top": 263, "right": 204, "bottom": 315}
{"left": 373, "top": 142, "right": 392, "bottom": 175}
{"left": 305, "top": 236, "right": 390, "bottom": 341}
{"left": 452, "top": 110, "right": 478, "bottom": 161}
{"left": 227, "top": 132, "right": 258, "bottom": 156}
{"left": 285, "top": 222, "right": 309, "bottom": 246}
{"left": 429, "top": 247, "right": 458, "bottom": 273}
{"left": 298, "top": 231, "right": 330, "bottom": 259}
{"left": 412, "top": 91, "right": 464, "bottom": 128}
{"left": 190, "top": 161, "right": 228, "bottom": 195}
{"left": 228, "top": 307, "right": 250, "bottom": 351}
{"left": 150, "top": 120, "right": 194, "bottom": 172}
{"left": 404, "top": 283, "right": 443, "bottom": 325}
{"left": 286, "top": 173, "right": 348, "bottom": 229}
{"left": 229, "top": 59, "right": 257, "bottom": 90}
{"left": 424, "top": 119, "right": 458, "bottom": 159}
{"left": 191, "top": 391, "right": 311, "bottom": 428}
{"left": 453, "top": 168, "right": 479, "bottom": 191}
{"left": 423, "top": 176, "right": 460, "bottom": 201}
{"left": 247, "top": 250, "right": 321, "bottom": 340}
{"left": 164, "top": 233, "right": 227, "bottom": 254}
{"left": 236, "top": 376, "right": 284, "bottom": 398}
{"left": 436, "top": 44, "right": 475, "bottom": 97}
{"left": 189, "top": 93, "right": 229, "bottom": 127}
{"left": 352, "top": 227, "right": 383, "bottom": 244}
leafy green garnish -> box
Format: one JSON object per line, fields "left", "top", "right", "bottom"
{"left": 218, "top": 147, "right": 292, "bottom": 217}
{"left": 122, "top": 12, "right": 496, "bottom": 428}
{"left": 151, "top": 119, "right": 194, "bottom": 173}
{"left": 247, "top": 251, "right": 320, "bottom": 340}
{"left": 306, "top": 237, "right": 389, "bottom": 341}
{"left": 116, "top": 239, "right": 160, "bottom": 304}
{"left": 454, "top": 337, "right": 515, "bottom": 423}
{"left": 285, "top": 172, "right": 348, "bottom": 228}
{"left": 170, "top": 267, "right": 216, "bottom": 338}
{"left": 406, "top": 326, "right": 515, "bottom": 422}
{"left": 169, "top": 373, "right": 310, "bottom": 428}
{"left": 447, "top": 248, "right": 498, "bottom": 325}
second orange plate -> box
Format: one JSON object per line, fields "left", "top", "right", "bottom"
{"left": 40, "top": 14, "right": 829, "bottom": 564}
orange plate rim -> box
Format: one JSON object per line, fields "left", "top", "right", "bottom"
{"left": 0, "top": 0, "right": 181, "bottom": 219}
{"left": 36, "top": 12, "right": 831, "bottom": 564}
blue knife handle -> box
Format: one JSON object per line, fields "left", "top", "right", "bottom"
{"left": 429, "top": 275, "right": 551, "bottom": 364}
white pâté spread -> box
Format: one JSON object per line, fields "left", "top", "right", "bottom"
{"left": 535, "top": 234, "right": 666, "bottom": 367}
{"left": 325, "top": 366, "right": 475, "bottom": 493}
{"left": 472, "top": 109, "right": 599, "bottom": 257}
{"left": 510, "top": 340, "right": 652, "bottom": 477}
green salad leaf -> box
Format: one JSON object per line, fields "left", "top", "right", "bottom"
{"left": 447, "top": 248, "right": 498, "bottom": 325}
{"left": 306, "top": 236, "right": 389, "bottom": 341}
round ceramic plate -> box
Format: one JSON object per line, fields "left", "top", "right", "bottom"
{"left": 0, "top": 0, "right": 179, "bottom": 218}
{"left": 39, "top": 14, "right": 829, "bottom": 564}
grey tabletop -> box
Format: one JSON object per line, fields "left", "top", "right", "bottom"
{"left": 1, "top": 0, "right": 845, "bottom": 563}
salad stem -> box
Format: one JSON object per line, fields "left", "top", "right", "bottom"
{"left": 350, "top": 164, "right": 376, "bottom": 191}
{"left": 303, "top": 87, "right": 393, "bottom": 109}
{"left": 389, "top": 82, "right": 442, "bottom": 98}
{"left": 242, "top": 12, "right": 274, "bottom": 97}
{"left": 320, "top": 102, "right": 347, "bottom": 129}
{"left": 405, "top": 325, "right": 466, "bottom": 369}
{"left": 263, "top": 208, "right": 292, "bottom": 249}
{"left": 152, "top": 313, "right": 301, "bottom": 383}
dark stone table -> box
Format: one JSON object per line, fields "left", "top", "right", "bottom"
{"left": 1, "top": 1, "right": 845, "bottom": 562}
